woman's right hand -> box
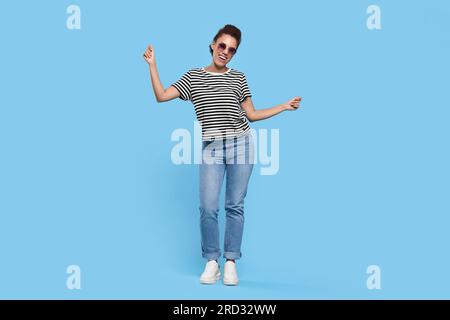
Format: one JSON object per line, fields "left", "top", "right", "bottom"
{"left": 143, "top": 44, "right": 155, "bottom": 65}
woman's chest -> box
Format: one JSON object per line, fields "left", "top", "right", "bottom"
{"left": 192, "top": 78, "right": 240, "bottom": 96}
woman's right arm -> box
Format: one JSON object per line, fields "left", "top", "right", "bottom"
{"left": 143, "top": 44, "right": 180, "bottom": 102}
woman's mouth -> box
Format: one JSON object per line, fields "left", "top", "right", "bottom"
{"left": 218, "top": 55, "right": 227, "bottom": 62}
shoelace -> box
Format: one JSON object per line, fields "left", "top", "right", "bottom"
{"left": 224, "top": 263, "right": 236, "bottom": 274}
{"left": 205, "top": 261, "right": 219, "bottom": 272}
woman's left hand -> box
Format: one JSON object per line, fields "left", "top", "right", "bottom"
{"left": 284, "top": 96, "right": 302, "bottom": 111}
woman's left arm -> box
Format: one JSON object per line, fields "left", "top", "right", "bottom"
{"left": 241, "top": 96, "right": 302, "bottom": 122}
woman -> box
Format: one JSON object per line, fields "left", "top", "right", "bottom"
{"left": 143, "top": 24, "right": 301, "bottom": 286}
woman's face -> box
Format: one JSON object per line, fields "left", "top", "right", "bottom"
{"left": 210, "top": 34, "right": 238, "bottom": 67}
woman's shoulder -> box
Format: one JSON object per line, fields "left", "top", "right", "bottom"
{"left": 230, "top": 67, "right": 243, "bottom": 73}
{"left": 184, "top": 67, "right": 204, "bottom": 76}
{"left": 182, "top": 67, "right": 200, "bottom": 73}
{"left": 230, "top": 68, "right": 249, "bottom": 80}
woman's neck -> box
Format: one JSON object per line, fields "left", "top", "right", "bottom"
{"left": 205, "top": 65, "right": 229, "bottom": 73}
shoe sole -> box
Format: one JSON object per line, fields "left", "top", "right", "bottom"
{"left": 223, "top": 278, "right": 238, "bottom": 286}
{"left": 200, "top": 273, "right": 221, "bottom": 285}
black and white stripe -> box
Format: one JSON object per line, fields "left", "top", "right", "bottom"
{"left": 171, "top": 67, "right": 252, "bottom": 141}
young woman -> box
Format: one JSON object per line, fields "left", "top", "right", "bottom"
{"left": 143, "top": 24, "right": 301, "bottom": 286}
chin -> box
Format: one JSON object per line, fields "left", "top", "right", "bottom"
{"left": 216, "top": 58, "right": 228, "bottom": 65}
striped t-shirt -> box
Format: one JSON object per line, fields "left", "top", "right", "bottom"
{"left": 171, "top": 67, "right": 252, "bottom": 141}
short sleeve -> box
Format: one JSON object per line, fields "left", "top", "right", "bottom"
{"left": 171, "top": 70, "right": 192, "bottom": 101}
{"left": 239, "top": 73, "right": 252, "bottom": 103}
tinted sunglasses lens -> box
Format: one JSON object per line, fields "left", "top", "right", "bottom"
{"left": 218, "top": 43, "right": 226, "bottom": 51}
{"left": 228, "top": 47, "right": 236, "bottom": 55}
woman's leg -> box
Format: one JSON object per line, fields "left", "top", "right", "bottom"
{"left": 199, "top": 140, "right": 226, "bottom": 261}
{"left": 223, "top": 133, "right": 254, "bottom": 260}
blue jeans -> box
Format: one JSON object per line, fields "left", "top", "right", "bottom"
{"left": 199, "top": 131, "right": 255, "bottom": 261}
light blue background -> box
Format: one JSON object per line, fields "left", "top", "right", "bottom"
{"left": 1, "top": 0, "right": 449, "bottom": 299}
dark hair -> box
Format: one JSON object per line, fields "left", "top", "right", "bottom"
{"left": 209, "top": 24, "right": 241, "bottom": 56}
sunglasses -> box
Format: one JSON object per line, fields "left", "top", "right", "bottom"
{"left": 217, "top": 42, "right": 237, "bottom": 56}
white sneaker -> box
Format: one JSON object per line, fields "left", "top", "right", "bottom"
{"left": 223, "top": 260, "right": 239, "bottom": 286}
{"left": 200, "top": 260, "right": 221, "bottom": 284}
